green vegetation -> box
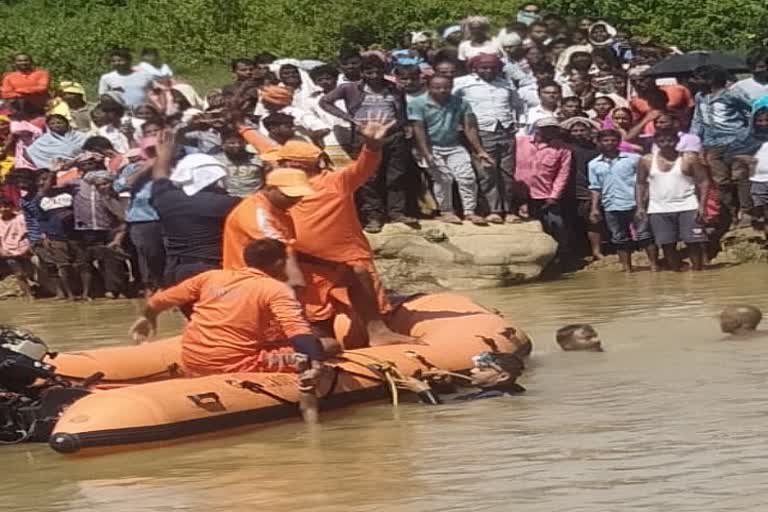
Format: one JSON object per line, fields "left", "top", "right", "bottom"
{"left": 1, "top": 0, "right": 766, "bottom": 89}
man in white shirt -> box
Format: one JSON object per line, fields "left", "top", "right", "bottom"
{"left": 307, "top": 64, "right": 353, "bottom": 167}
{"left": 254, "top": 85, "right": 329, "bottom": 148}
{"left": 731, "top": 49, "right": 768, "bottom": 104}
{"left": 97, "top": 48, "right": 153, "bottom": 109}
{"left": 522, "top": 80, "right": 561, "bottom": 135}
{"left": 454, "top": 53, "right": 521, "bottom": 223}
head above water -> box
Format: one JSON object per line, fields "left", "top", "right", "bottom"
{"left": 469, "top": 351, "right": 525, "bottom": 389}
{"left": 720, "top": 305, "right": 763, "bottom": 334}
{"left": 556, "top": 324, "right": 603, "bottom": 351}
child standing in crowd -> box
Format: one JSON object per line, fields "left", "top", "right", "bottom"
{"left": 589, "top": 129, "right": 658, "bottom": 272}
{"left": 0, "top": 197, "right": 33, "bottom": 298}
{"left": 408, "top": 75, "right": 492, "bottom": 225}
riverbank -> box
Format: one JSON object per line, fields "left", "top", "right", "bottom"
{"left": 0, "top": 225, "right": 764, "bottom": 300}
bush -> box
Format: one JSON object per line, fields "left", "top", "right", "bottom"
{"left": 1, "top": 0, "right": 766, "bottom": 86}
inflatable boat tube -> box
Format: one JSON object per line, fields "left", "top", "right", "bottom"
{"left": 49, "top": 293, "right": 531, "bottom": 455}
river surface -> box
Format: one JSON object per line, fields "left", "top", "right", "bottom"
{"left": 2, "top": 264, "right": 768, "bottom": 512}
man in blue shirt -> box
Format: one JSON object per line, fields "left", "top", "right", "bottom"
{"left": 588, "top": 129, "right": 658, "bottom": 272}
{"left": 690, "top": 65, "right": 753, "bottom": 223}
{"left": 408, "top": 75, "right": 493, "bottom": 225}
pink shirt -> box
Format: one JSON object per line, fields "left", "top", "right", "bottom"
{"left": 0, "top": 213, "right": 30, "bottom": 257}
{"left": 515, "top": 136, "right": 572, "bottom": 200}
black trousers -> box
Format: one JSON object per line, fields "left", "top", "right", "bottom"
{"left": 352, "top": 130, "right": 416, "bottom": 223}
{"left": 128, "top": 221, "right": 165, "bottom": 290}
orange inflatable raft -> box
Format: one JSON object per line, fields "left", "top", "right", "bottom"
{"left": 48, "top": 293, "right": 531, "bottom": 455}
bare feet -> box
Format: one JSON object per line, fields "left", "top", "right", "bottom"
{"left": 591, "top": 252, "right": 604, "bottom": 261}
{"left": 486, "top": 213, "right": 504, "bottom": 224}
{"left": 367, "top": 321, "right": 423, "bottom": 346}
{"left": 438, "top": 213, "right": 463, "bottom": 225}
{"left": 465, "top": 214, "right": 489, "bottom": 226}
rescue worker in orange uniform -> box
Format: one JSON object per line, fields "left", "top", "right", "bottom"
{"left": 223, "top": 114, "right": 417, "bottom": 346}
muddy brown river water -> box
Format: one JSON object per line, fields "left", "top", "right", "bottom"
{"left": 2, "top": 264, "right": 767, "bottom": 511}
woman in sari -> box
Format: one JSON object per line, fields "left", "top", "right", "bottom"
{"left": 26, "top": 114, "right": 86, "bottom": 169}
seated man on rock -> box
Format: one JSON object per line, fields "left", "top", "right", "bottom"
{"left": 129, "top": 239, "right": 339, "bottom": 376}
{"left": 555, "top": 324, "right": 603, "bottom": 351}
{"left": 222, "top": 113, "right": 417, "bottom": 347}
{"left": 720, "top": 305, "right": 763, "bottom": 335}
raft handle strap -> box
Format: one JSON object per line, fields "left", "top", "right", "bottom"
{"left": 187, "top": 392, "right": 226, "bottom": 412}
{"left": 228, "top": 380, "right": 296, "bottom": 406}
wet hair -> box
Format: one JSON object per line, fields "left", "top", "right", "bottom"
{"left": 253, "top": 52, "right": 277, "bottom": 65}
{"left": 82, "top": 136, "right": 116, "bottom": 153}
{"left": 555, "top": 324, "right": 594, "bottom": 344}
{"left": 360, "top": 54, "right": 386, "bottom": 72}
{"left": 243, "top": 239, "right": 286, "bottom": 270}
{"left": 693, "top": 65, "right": 731, "bottom": 87}
{"left": 537, "top": 79, "right": 562, "bottom": 93}
{"left": 309, "top": 64, "right": 338, "bottom": 82}
{"left": 338, "top": 47, "right": 361, "bottom": 63}
{"left": 263, "top": 112, "right": 295, "bottom": 130}
{"left": 231, "top": 58, "right": 254, "bottom": 71}
{"left": 109, "top": 47, "right": 132, "bottom": 60}
{"left": 746, "top": 48, "right": 768, "bottom": 69}
{"left": 720, "top": 305, "right": 763, "bottom": 333}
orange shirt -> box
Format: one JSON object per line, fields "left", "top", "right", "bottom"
{"left": 291, "top": 147, "right": 382, "bottom": 263}
{"left": 222, "top": 192, "right": 295, "bottom": 270}
{"left": 1, "top": 69, "right": 49, "bottom": 109}
{"left": 148, "top": 268, "right": 310, "bottom": 374}
{"left": 630, "top": 84, "right": 694, "bottom": 130}
{"left": 238, "top": 125, "right": 277, "bottom": 154}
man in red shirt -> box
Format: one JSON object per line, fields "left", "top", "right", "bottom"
{"left": 629, "top": 68, "right": 694, "bottom": 132}
{"left": 1, "top": 53, "right": 49, "bottom": 113}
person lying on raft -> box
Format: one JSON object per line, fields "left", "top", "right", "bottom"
{"left": 223, "top": 112, "right": 418, "bottom": 347}
{"left": 129, "top": 238, "right": 339, "bottom": 377}
{"left": 400, "top": 351, "right": 526, "bottom": 404}
{"left": 555, "top": 324, "right": 603, "bottom": 351}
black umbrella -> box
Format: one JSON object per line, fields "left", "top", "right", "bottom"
{"left": 645, "top": 51, "right": 749, "bottom": 77}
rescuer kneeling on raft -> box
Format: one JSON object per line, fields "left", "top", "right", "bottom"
{"left": 129, "top": 239, "right": 340, "bottom": 383}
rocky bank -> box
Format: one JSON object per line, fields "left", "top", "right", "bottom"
{"left": 367, "top": 220, "right": 557, "bottom": 293}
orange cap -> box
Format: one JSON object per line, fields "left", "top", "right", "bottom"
{"left": 265, "top": 167, "right": 314, "bottom": 197}
{"left": 261, "top": 140, "right": 323, "bottom": 163}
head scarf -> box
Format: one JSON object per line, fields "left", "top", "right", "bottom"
{"left": 260, "top": 85, "right": 294, "bottom": 108}
{"left": 391, "top": 49, "right": 423, "bottom": 67}
{"left": 560, "top": 116, "right": 601, "bottom": 131}
{"left": 588, "top": 21, "right": 617, "bottom": 47}
{"left": 497, "top": 31, "right": 523, "bottom": 48}
{"left": 172, "top": 84, "right": 204, "bottom": 110}
{"left": 170, "top": 153, "right": 227, "bottom": 196}
{"left": 752, "top": 95, "right": 768, "bottom": 113}
{"left": 516, "top": 10, "right": 541, "bottom": 26}
{"left": 442, "top": 25, "right": 462, "bottom": 39}
{"left": 26, "top": 123, "right": 87, "bottom": 169}
{"left": 469, "top": 53, "right": 502, "bottom": 71}
{"left": 411, "top": 31, "right": 431, "bottom": 44}
{"left": 82, "top": 170, "right": 115, "bottom": 184}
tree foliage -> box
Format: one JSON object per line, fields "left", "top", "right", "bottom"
{"left": 2, "top": 0, "right": 765, "bottom": 84}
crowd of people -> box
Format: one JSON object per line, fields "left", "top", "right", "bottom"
{"left": 1, "top": 3, "right": 768, "bottom": 307}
